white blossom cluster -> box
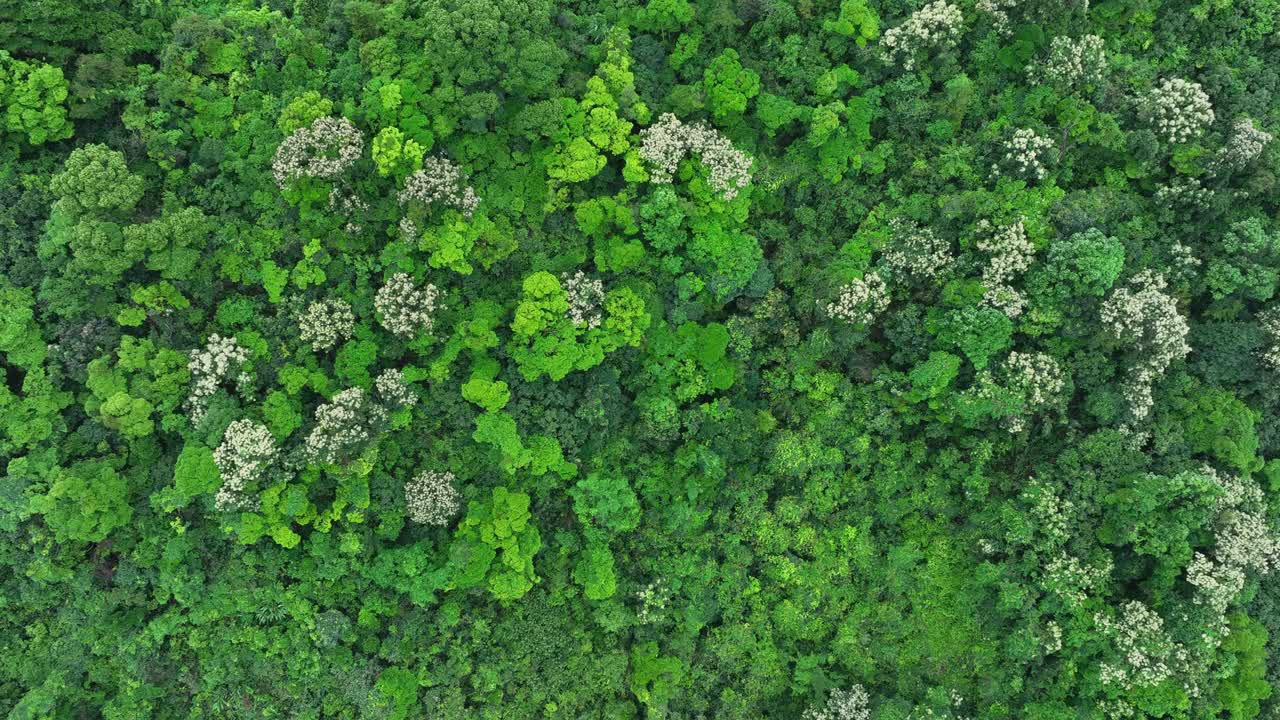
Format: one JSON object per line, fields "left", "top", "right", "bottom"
{"left": 803, "top": 685, "right": 871, "bottom": 720}
{"left": 397, "top": 156, "right": 480, "bottom": 217}
{"left": 992, "top": 128, "right": 1056, "bottom": 181}
{"left": 1213, "top": 117, "right": 1273, "bottom": 172}
{"left": 1043, "top": 552, "right": 1112, "bottom": 607}
{"left": 1139, "top": 78, "right": 1215, "bottom": 144}
{"left": 398, "top": 216, "right": 418, "bottom": 240}
{"left": 304, "top": 388, "right": 388, "bottom": 465}
{"left": 1022, "top": 478, "right": 1075, "bottom": 546}
{"left": 1031, "top": 35, "right": 1106, "bottom": 89}
{"left": 1184, "top": 467, "right": 1280, "bottom": 621}
{"left": 825, "top": 272, "right": 890, "bottom": 326}
{"left": 1043, "top": 620, "right": 1064, "bottom": 655}
{"left": 905, "top": 690, "right": 969, "bottom": 720}
{"left": 212, "top": 419, "right": 276, "bottom": 511}
{"left": 1100, "top": 272, "right": 1191, "bottom": 421}
{"left": 1094, "top": 601, "right": 1191, "bottom": 694}
{"left": 881, "top": 1, "right": 964, "bottom": 71}
{"left": 561, "top": 270, "right": 605, "bottom": 329}
{"left": 374, "top": 368, "right": 417, "bottom": 409}
{"left": 881, "top": 218, "right": 953, "bottom": 284}
{"left": 1258, "top": 307, "right": 1280, "bottom": 369}
{"left": 976, "top": 218, "right": 1035, "bottom": 317}
{"left": 374, "top": 273, "right": 441, "bottom": 338}
{"left": 1004, "top": 352, "right": 1065, "bottom": 411}
{"left": 187, "top": 334, "right": 251, "bottom": 424}
{"left": 636, "top": 579, "right": 671, "bottom": 624}
{"left": 328, "top": 186, "right": 369, "bottom": 234}
{"left": 1185, "top": 551, "right": 1245, "bottom": 620}
{"left": 298, "top": 298, "right": 355, "bottom": 351}
{"left": 404, "top": 470, "right": 461, "bottom": 526}
{"left": 638, "top": 112, "right": 754, "bottom": 201}
{"left": 976, "top": 0, "right": 1016, "bottom": 35}
{"left": 1153, "top": 176, "right": 1214, "bottom": 214}
{"left": 271, "top": 116, "right": 364, "bottom": 189}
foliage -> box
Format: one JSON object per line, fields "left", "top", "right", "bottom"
{"left": 6, "top": 2, "right": 1280, "bottom": 718}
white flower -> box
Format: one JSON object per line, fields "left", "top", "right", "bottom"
{"left": 992, "top": 128, "right": 1056, "bottom": 181}
{"left": 881, "top": 218, "right": 953, "bottom": 284}
{"left": 1100, "top": 272, "right": 1190, "bottom": 420}
{"left": 639, "top": 113, "right": 753, "bottom": 201}
{"left": 1031, "top": 35, "right": 1106, "bottom": 89}
{"left": 298, "top": 298, "right": 355, "bottom": 351}
{"left": 1214, "top": 117, "right": 1272, "bottom": 172}
{"left": 374, "top": 273, "right": 442, "bottom": 338}
{"left": 271, "top": 116, "right": 364, "bottom": 189}
{"left": 803, "top": 685, "right": 871, "bottom": 720}
{"left": 1140, "top": 78, "right": 1214, "bottom": 144}
{"left": 977, "top": 218, "right": 1036, "bottom": 317}
{"left": 213, "top": 419, "right": 276, "bottom": 511}
{"left": 374, "top": 368, "right": 417, "bottom": 409}
{"left": 187, "top": 334, "right": 250, "bottom": 424}
{"left": 881, "top": 1, "right": 964, "bottom": 71}
{"left": 561, "top": 270, "right": 605, "bottom": 329}
{"left": 826, "top": 272, "right": 890, "bottom": 325}
{"left": 397, "top": 156, "right": 480, "bottom": 216}
{"left": 404, "top": 470, "right": 461, "bottom": 526}
{"left": 304, "top": 388, "right": 387, "bottom": 465}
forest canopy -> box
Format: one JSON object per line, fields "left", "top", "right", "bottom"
{"left": 2, "top": 0, "right": 1280, "bottom": 718}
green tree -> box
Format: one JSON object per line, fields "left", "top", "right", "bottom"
{"left": 703, "top": 49, "right": 760, "bottom": 121}
{"left": 30, "top": 461, "right": 132, "bottom": 543}
{"left": 447, "top": 487, "right": 542, "bottom": 601}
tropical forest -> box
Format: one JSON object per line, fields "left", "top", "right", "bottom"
{"left": 2, "top": 0, "right": 1280, "bottom": 717}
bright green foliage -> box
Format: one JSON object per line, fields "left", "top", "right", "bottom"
{"left": 0, "top": 51, "right": 73, "bottom": 145}
{"left": 570, "top": 472, "right": 641, "bottom": 537}
{"left": 507, "top": 271, "right": 647, "bottom": 382}
{"left": 909, "top": 351, "right": 962, "bottom": 402}
{"left": 0, "top": 284, "right": 48, "bottom": 370}
{"left": 934, "top": 305, "right": 1013, "bottom": 370}
{"left": 417, "top": 210, "right": 503, "bottom": 275}
{"left": 84, "top": 336, "right": 189, "bottom": 439}
{"left": 372, "top": 667, "right": 419, "bottom": 720}
{"left": 472, "top": 411, "right": 576, "bottom": 479}
{"left": 157, "top": 442, "right": 220, "bottom": 511}
{"left": 461, "top": 357, "right": 511, "bottom": 412}
{"left": 372, "top": 126, "right": 425, "bottom": 178}
{"left": 30, "top": 461, "right": 132, "bottom": 543}
{"left": 1211, "top": 615, "right": 1272, "bottom": 720}
{"left": 634, "top": 0, "right": 694, "bottom": 32}
{"left": 509, "top": 271, "right": 579, "bottom": 380}
{"left": 630, "top": 642, "right": 685, "bottom": 711}
{"left": 122, "top": 206, "right": 207, "bottom": 280}
{"left": 643, "top": 322, "right": 735, "bottom": 405}
{"left": 43, "top": 144, "right": 146, "bottom": 286}
{"left": 6, "top": 3, "right": 1280, "bottom": 718}
{"left": 703, "top": 49, "right": 760, "bottom": 121}
{"left": 1036, "top": 228, "right": 1125, "bottom": 298}
{"left": 1154, "top": 378, "right": 1262, "bottom": 475}
{"left": 824, "top": 0, "right": 880, "bottom": 46}
{"left": 547, "top": 29, "right": 645, "bottom": 184}
{"left": 448, "top": 487, "right": 542, "bottom": 601}
{"left": 277, "top": 90, "right": 332, "bottom": 133}
{"left": 1205, "top": 218, "right": 1280, "bottom": 301}
{"left": 574, "top": 541, "right": 617, "bottom": 600}
{"left": 48, "top": 143, "right": 143, "bottom": 217}
{"left": 0, "top": 286, "right": 70, "bottom": 455}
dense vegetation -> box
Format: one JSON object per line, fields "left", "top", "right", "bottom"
{"left": 3, "top": 0, "right": 1280, "bottom": 717}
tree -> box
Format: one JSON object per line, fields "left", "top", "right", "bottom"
{"left": 447, "top": 487, "right": 542, "bottom": 602}
{"left": 703, "top": 49, "right": 760, "bottom": 121}
{"left": 0, "top": 51, "right": 73, "bottom": 145}
{"left": 30, "top": 461, "right": 132, "bottom": 543}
